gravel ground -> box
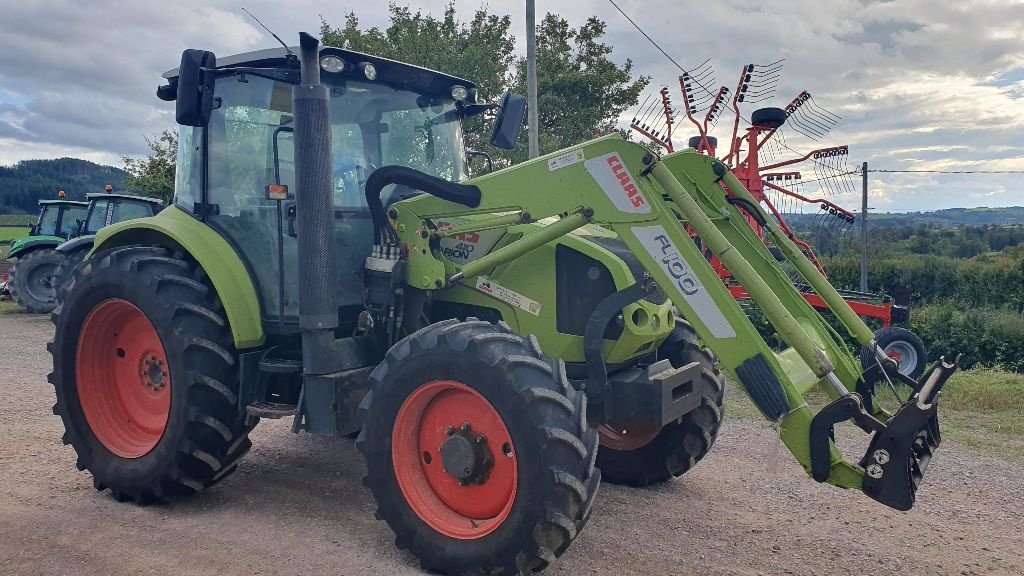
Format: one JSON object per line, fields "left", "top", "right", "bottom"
{"left": 1, "top": 311, "right": 1022, "bottom": 575}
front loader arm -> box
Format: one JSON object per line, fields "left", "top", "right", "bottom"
{"left": 393, "top": 134, "right": 951, "bottom": 509}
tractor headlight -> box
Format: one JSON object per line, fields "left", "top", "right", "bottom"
{"left": 319, "top": 55, "right": 346, "bottom": 73}
{"left": 450, "top": 85, "right": 469, "bottom": 101}
{"left": 359, "top": 62, "right": 377, "bottom": 80}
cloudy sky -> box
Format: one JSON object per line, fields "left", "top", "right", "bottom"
{"left": 0, "top": 0, "right": 1022, "bottom": 212}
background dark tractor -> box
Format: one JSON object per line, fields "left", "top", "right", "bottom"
{"left": 53, "top": 189, "right": 164, "bottom": 294}
{"left": 50, "top": 33, "right": 955, "bottom": 575}
{"left": 7, "top": 196, "right": 87, "bottom": 313}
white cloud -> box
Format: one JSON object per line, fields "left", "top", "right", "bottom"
{"left": 0, "top": 0, "right": 1021, "bottom": 211}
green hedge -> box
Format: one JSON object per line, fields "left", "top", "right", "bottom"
{"left": 910, "top": 301, "right": 1024, "bottom": 372}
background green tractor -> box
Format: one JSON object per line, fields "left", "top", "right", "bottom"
{"left": 49, "top": 34, "right": 955, "bottom": 575}
{"left": 7, "top": 197, "right": 87, "bottom": 313}
{"left": 53, "top": 190, "right": 164, "bottom": 294}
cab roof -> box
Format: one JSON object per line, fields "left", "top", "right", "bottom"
{"left": 38, "top": 199, "right": 88, "bottom": 207}
{"left": 161, "top": 45, "right": 478, "bottom": 103}
{"left": 85, "top": 192, "right": 164, "bottom": 205}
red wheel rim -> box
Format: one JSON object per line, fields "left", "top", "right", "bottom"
{"left": 76, "top": 299, "right": 171, "bottom": 458}
{"left": 391, "top": 380, "right": 517, "bottom": 539}
{"left": 598, "top": 417, "right": 662, "bottom": 451}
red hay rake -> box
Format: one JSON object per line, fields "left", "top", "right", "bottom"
{"left": 630, "top": 61, "right": 906, "bottom": 326}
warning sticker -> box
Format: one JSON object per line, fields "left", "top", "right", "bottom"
{"left": 547, "top": 150, "right": 585, "bottom": 171}
{"left": 476, "top": 276, "right": 542, "bottom": 316}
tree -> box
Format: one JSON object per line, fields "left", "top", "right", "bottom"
{"left": 320, "top": 3, "right": 647, "bottom": 167}
{"left": 509, "top": 14, "right": 649, "bottom": 163}
{"left": 122, "top": 130, "right": 176, "bottom": 203}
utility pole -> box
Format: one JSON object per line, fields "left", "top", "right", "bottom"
{"left": 526, "top": 0, "right": 539, "bottom": 159}
{"left": 860, "top": 161, "right": 868, "bottom": 292}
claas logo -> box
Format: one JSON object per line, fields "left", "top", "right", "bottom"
{"left": 606, "top": 155, "right": 646, "bottom": 208}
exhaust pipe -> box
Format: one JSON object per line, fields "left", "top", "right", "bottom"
{"left": 293, "top": 32, "right": 338, "bottom": 375}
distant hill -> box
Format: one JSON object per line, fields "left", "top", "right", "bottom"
{"left": 784, "top": 206, "right": 1024, "bottom": 229}
{"left": 0, "top": 158, "right": 128, "bottom": 213}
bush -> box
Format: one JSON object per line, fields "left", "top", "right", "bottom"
{"left": 911, "top": 301, "right": 1024, "bottom": 372}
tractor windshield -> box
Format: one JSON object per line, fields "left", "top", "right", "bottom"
{"left": 193, "top": 72, "right": 469, "bottom": 329}
{"left": 202, "top": 73, "right": 466, "bottom": 216}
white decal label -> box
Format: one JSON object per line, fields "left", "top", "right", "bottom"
{"left": 476, "top": 276, "right": 542, "bottom": 316}
{"left": 632, "top": 225, "right": 736, "bottom": 339}
{"left": 434, "top": 218, "right": 504, "bottom": 265}
{"left": 584, "top": 152, "right": 650, "bottom": 214}
{"left": 547, "top": 150, "right": 585, "bottom": 171}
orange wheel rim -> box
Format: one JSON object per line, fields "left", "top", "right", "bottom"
{"left": 598, "top": 417, "right": 662, "bottom": 451}
{"left": 391, "top": 380, "right": 517, "bottom": 539}
{"left": 76, "top": 299, "right": 170, "bottom": 458}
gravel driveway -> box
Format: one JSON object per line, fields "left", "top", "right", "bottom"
{"left": 1, "top": 312, "right": 1021, "bottom": 575}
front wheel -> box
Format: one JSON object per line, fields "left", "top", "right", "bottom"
{"left": 596, "top": 318, "right": 726, "bottom": 487}
{"left": 9, "top": 248, "right": 62, "bottom": 313}
{"left": 358, "top": 319, "right": 599, "bottom": 575}
{"left": 49, "top": 246, "right": 256, "bottom": 503}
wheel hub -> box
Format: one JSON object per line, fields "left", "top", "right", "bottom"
{"left": 391, "top": 380, "right": 518, "bottom": 539}
{"left": 439, "top": 422, "right": 493, "bottom": 485}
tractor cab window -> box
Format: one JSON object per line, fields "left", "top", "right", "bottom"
{"left": 37, "top": 206, "right": 59, "bottom": 236}
{"left": 112, "top": 200, "right": 156, "bottom": 223}
{"left": 59, "top": 205, "right": 87, "bottom": 238}
{"left": 203, "top": 72, "right": 469, "bottom": 328}
{"left": 84, "top": 200, "right": 111, "bottom": 234}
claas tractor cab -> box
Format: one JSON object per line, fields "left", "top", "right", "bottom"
{"left": 7, "top": 196, "right": 87, "bottom": 313}
{"left": 49, "top": 33, "right": 956, "bottom": 575}
{"left": 53, "top": 189, "right": 164, "bottom": 294}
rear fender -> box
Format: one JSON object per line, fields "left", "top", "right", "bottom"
{"left": 93, "top": 206, "right": 265, "bottom": 349}
{"left": 7, "top": 236, "right": 61, "bottom": 260}
{"left": 56, "top": 235, "right": 95, "bottom": 254}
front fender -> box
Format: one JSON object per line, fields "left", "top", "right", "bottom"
{"left": 56, "top": 235, "right": 96, "bottom": 254}
{"left": 93, "top": 206, "right": 265, "bottom": 349}
{"left": 7, "top": 236, "right": 62, "bottom": 260}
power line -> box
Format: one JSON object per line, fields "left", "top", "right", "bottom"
{"left": 607, "top": 0, "right": 690, "bottom": 75}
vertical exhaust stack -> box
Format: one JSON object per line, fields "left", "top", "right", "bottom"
{"left": 293, "top": 32, "right": 338, "bottom": 376}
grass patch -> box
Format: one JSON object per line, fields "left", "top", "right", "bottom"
{"left": 0, "top": 300, "right": 21, "bottom": 315}
{"left": 0, "top": 226, "right": 29, "bottom": 243}
{"left": 725, "top": 367, "right": 1024, "bottom": 461}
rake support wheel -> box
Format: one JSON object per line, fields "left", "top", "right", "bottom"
{"left": 49, "top": 246, "right": 256, "bottom": 504}
{"left": 358, "top": 319, "right": 599, "bottom": 575}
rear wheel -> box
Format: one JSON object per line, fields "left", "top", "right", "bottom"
{"left": 53, "top": 248, "right": 87, "bottom": 299}
{"left": 9, "top": 248, "right": 62, "bottom": 313}
{"left": 596, "top": 319, "right": 725, "bottom": 486}
{"left": 359, "top": 319, "right": 599, "bottom": 575}
{"left": 49, "top": 246, "right": 256, "bottom": 503}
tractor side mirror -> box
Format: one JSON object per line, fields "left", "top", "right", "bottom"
{"left": 176, "top": 49, "right": 217, "bottom": 127}
{"left": 490, "top": 92, "right": 527, "bottom": 150}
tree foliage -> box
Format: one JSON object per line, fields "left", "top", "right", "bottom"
{"left": 122, "top": 130, "right": 177, "bottom": 203}
{"left": 321, "top": 2, "right": 648, "bottom": 167}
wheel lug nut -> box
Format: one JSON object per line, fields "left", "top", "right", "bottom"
{"left": 445, "top": 426, "right": 455, "bottom": 436}
{"left": 475, "top": 435, "right": 486, "bottom": 444}
{"left": 460, "top": 422, "right": 470, "bottom": 433}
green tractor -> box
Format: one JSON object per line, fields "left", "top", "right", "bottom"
{"left": 52, "top": 189, "right": 164, "bottom": 293}
{"left": 7, "top": 196, "right": 88, "bottom": 313}
{"left": 50, "top": 34, "right": 955, "bottom": 574}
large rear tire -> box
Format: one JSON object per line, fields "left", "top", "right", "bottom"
{"left": 49, "top": 246, "right": 256, "bottom": 503}
{"left": 53, "top": 247, "right": 87, "bottom": 299}
{"left": 358, "top": 319, "right": 599, "bottom": 575}
{"left": 9, "top": 248, "right": 62, "bottom": 313}
{"left": 596, "top": 319, "right": 725, "bottom": 486}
